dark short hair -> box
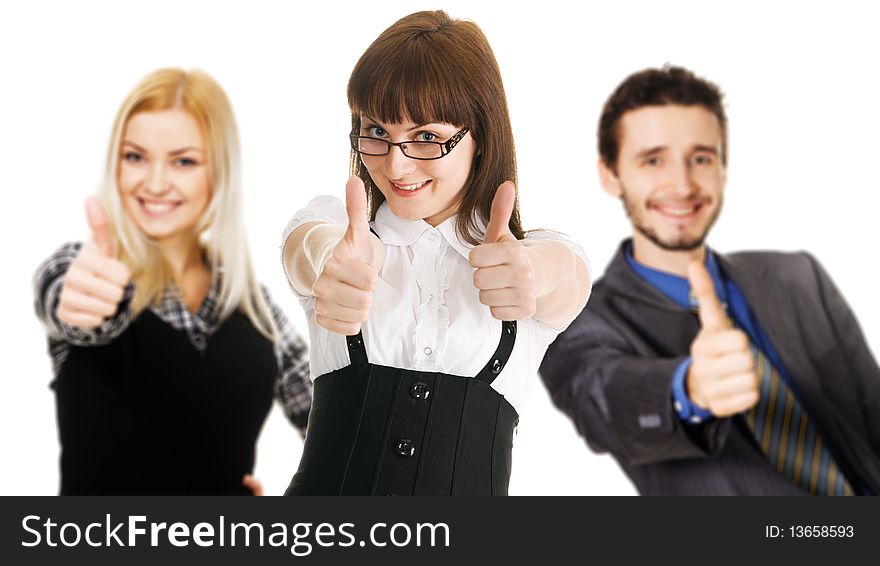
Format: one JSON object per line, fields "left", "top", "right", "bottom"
{"left": 348, "top": 10, "right": 522, "bottom": 245}
{"left": 598, "top": 65, "right": 727, "bottom": 173}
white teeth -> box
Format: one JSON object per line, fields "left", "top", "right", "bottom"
{"left": 141, "top": 200, "right": 178, "bottom": 214}
{"left": 657, "top": 206, "right": 696, "bottom": 217}
{"left": 393, "top": 181, "right": 427, "bottom": 191}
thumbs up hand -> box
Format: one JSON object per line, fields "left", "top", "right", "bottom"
{"left": 56, "top": 197, "right": 132, "bottom": 329}
{"left": 685, "top": 261, "right": 760, "bottom": 417}
{"left": 469, "top": 182, "right": 536, "bottom": 321}
{"left": 313, "top": 177, "right": 379, "bottom": 335}
{"left": 241, "top": 474, "right": 264, "bottom": 496}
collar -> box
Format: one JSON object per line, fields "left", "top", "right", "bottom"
{"left": 156, "top": 262, "right": 222, "bottom": 324}
{"left": 624, "top": 240, "right": 727, "bottom": 310}
{"left": 372, "top": 201, "right": 475, "bottom": 259}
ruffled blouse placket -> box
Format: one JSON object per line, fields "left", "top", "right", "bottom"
{"left": 410, "top": 227, "right": 450, "bottom": 372}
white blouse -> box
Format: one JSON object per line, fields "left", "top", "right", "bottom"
{"left": 283, "top": 196, "right": 589, "bottom": 415}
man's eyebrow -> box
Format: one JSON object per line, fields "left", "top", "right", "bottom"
{"left": 634, "top": 146, "right": 666, "bottom": 159}
{"left": 633, "top": 145, "right": 719, "bottom": 158}
{"left": 691, "top": 145, "right": 719, "bottom": 155}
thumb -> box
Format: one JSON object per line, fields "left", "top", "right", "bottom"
{"left": 343, "top": 176, "right": 371, "bottom": 259}
{"left": 483, "top": 181, "right": 516, "bottom": 244}
{"left": 242, "top": 474, "right": 264, "bottom": 496}
{"left": 85, "top": 196, "right": 115, "bottom": 257}
{"left": 687, "top": 261, "right": 729, "bottom": 332}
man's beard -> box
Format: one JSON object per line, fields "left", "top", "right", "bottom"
{"left": 620, "top": 190, "right": 722, "bottom": 252}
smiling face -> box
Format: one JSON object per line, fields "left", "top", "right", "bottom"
{"left": 600, "top": 104, "right": 726, "bottom": 262}
{"left": 358, "top": 115, "right": 475, "bottom": 227}
{"left": 117, "top": 109, "right": 210, "bottom": 245}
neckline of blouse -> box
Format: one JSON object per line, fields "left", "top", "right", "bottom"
{"left": 371, "top": 201, "right": 478, "bottom": 260}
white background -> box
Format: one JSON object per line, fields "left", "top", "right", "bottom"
{"left": 1, "top": 0, "right": 877, "bottom": 496}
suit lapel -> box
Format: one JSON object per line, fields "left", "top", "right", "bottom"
{"left": 601, "top": 242, "right": 703, "bottom": 355}
{"left": 718, "top": 254, "right": 824, "bottom": 404}
{"left": 603, "top": 242, "right": 690, "bottom": 314}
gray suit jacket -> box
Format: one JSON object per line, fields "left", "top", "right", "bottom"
{"left": 540, "top": 241, "right": 880, "bottom": 495}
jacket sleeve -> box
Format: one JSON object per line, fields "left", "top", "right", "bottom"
{"left": 807, "top": 252, "right": 880, "bottom": 453}
{"left": 539, "top": 305, "right": 730, "bottom": 466}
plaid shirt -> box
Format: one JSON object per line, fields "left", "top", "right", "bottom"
{"left": 33, "top": 242, "right": 311, "bottom": 433}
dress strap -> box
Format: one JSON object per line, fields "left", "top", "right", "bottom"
{"left": 345, "top": 332, "right": 369, "bottom": 366}
{"left": 475, "top": 320, "right": 517, "bottom": 384}
{"left": 342, "top": 225, "right": 380, "bottom": 365}
{"left": 346, "top": 319, "right": 517, "bottom": 383}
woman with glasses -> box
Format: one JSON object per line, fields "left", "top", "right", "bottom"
{"left": 281, "top": 10, "right": 591, "bottom": 495}
{"left": 33, "top": 68, "right": 312, "bottom": 494}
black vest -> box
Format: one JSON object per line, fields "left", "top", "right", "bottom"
{"left": 53, "top": 310, "right": 277, "bottom": 495}
{"left": 286, "top": 320, "right": 519, "bottom": 496}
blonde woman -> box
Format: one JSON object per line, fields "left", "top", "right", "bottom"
{"left": 33, "top": 68, "right": 311, "bottom": 495}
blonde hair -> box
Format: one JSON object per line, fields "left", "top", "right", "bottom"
{"left": 98, "top": 68, "right": 277, "bottom": 341}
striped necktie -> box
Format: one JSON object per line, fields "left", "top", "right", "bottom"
{"left": 743, "top": 344, "right": 853, "bottom": 495}
{"left": 689, "top": 288, "right": 854, "bottom": 496}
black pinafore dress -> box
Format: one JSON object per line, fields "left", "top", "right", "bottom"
{"left": 285, "top": 319, "right": 520, "bottom": 496}
{"left": 54, "top": 310, "right": 277, "bottom": 495}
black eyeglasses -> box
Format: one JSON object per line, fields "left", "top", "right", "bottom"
{"left": 349, "top": 127, "right": 470, "bottom": 160}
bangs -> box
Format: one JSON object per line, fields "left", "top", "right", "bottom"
{"left": 348, "top": 32, "right": 475, "bottom": 127}
{"left": 129, "top": 70, "right": 186, "bottom": 115}
{"left": 347, "top": 11, "right": 519, "bottom": 244}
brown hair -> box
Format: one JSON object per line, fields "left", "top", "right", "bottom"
{"left": 598, "top": 65, "right": 728, "bottom": 173}
{"left": 347, "top": 10, "right": 522, "bottom": 244}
